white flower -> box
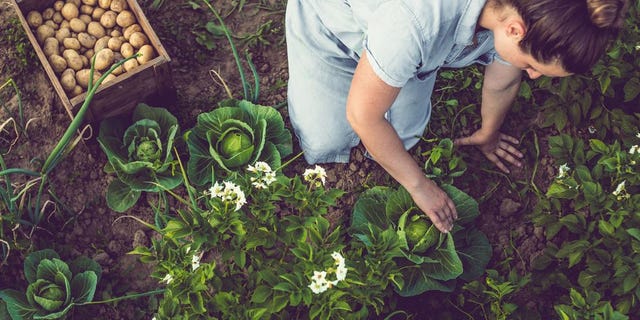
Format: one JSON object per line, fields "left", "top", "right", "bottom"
{"left": 629, "top": 145, "right": 639, "bottom": 155}
{"left": 335, "top": 266, "right": 348, "bottom": 281}
{"left": 613, "top": 180, "right": 626, "bottom": 196}
{"left": 248, "top": 163, "right": 277, "bottom": 190}
{"left": 557, "top": 163, "right": 570, "bottom": 179}
{"left": 161, "top": 274, "right": 173, "bottom": 284}
{"left": 331, "top": 251, "right": 345, "bottom": 266}
{"left": 208, "top": 182, "right": 224, "bottom": 198}
{"left": 312, "top": 270, "right": 327, "bottom": 282}
{"left": 210, "top": 181, "right": 246, "bottom": 211}
{"left": 192, "top": 253, "right": 202, "bottom": 271}
{"left": 303, "top": 165, "right": 327, "bottom": 187}
{"left": 308, "top": 280, "right": 328, "bottom": 294}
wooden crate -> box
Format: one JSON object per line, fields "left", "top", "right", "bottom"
{"left": 10, "top": 0, "right": 174, "bottom": 122}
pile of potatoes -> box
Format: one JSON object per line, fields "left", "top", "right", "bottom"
{"left": 27, "top": 0, "right": 157, "bottom": 98}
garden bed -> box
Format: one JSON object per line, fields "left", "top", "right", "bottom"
{"left": 1, "top": 1, "right": 638, "bottom": 319}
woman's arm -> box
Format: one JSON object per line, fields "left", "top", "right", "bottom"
{"left": 347, "top": 52, "right": 457, "bottom": 233}
{"left": 454, "top": 61, "right": 524, "bottom": 173}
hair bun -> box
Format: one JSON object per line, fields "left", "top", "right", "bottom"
{"left": 586, "top": 0, "right": 629, "bottom": 28}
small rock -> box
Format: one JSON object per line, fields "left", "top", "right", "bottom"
{"left": 132, "top": 229, "right": 149, "bottom": 249}
{"left": 534, "top": 226, "right": 545, "bottom": 240}
{"left": 499, "top": 198, "right": 521, "bottom": 216}
{"left": 349, "top": 163, "right": 357, "bottom": 172}
{"left": 107, "top": 240, "right": 121, "bottom": 254}
{"left": 93, "top": 252, "right": 111, "bottom": 265}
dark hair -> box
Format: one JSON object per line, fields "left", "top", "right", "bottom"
{"left": 499, "top": 0, "right": 629, "bottom": 73}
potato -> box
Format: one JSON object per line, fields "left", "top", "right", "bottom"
{"left": 82, "top": 0, "right": 97, "bottom": 5}
{"left": 128, "top": 32, "right": 148, "bottom": 49}
{"left": 63, "top": 49, "right": 84, "bottom": 71}
{"left": 60, "top": 3, "right": 79, "bottom": 20}
{"left": 115, "top": 10, "right": 135, "bottom": 28}
{"left": 92, "top": 8, "right": 105, "bottom": 21}
{"left": 110, "top": 0, "right": 128, "bottom": 12}
{"left": 60, "top": 69, "right": 76, "bottom": 92}
{"left": 66, "top": 0, "right": 81, "bottom": 7}
{"left": 77, "top": 32, "right": 97, "bottom": 48}
{"left": 94, "top": 48, "right": 114, "bottom": 71}
{"left": 71, "top": 85, "right": 83, "bottom": 97}
{"left": 63, "top": 37, "right": 81, "bottom": 50}
{"left": 98, "top": 0, "right": 111, "bottom": 9}
{"left": 111, "top": 55, "right": 124, "bottom": 75}
{"left": 80, "top": 55, "right": 89, "bottom": 68}
{"left": 123, "top": 58, "right": 138, "bottom": 72}
{"left": 79, "top": 14, "right": 92, "bottom": 25}
{"left": 136, "top": 45, "right": 155, "bottom": 64}
{"left": 123, "top": 24, "right": 141, "bottom": 40}
{"left": 42, "top": 38, "right": 59, "bottom": 56}
{"left": 119, "top": 42, "right": 134, "bottom": 58}
{"left": 84, "top": 49, "right": 94, "bottom": 61}
{"left": 106, "top": 37, "right": 123, "bottom": 51}
{"left": 110, "top": 29, "right": 122, "bottom": 37}
{"left": 26, "top": 11, "right": 43, "bottom": 28}
{"left": 60, "top": 20, "right": 70, "bottom": 29}
{"left": 87, "top": 21, "right": 106, "bottom": 38}
{"left": 53, "top": 1, "right": 65, "bottom": 11}
{"left": 94, "top": 36, "right": 110, "bottom": 52}
{"left": 75, "top": 69, "right": 101, "bottom": 88}
{"left": 44, "top": 20, "right": 59, "bottom": 30}
{"left": 80, "top": 4, "right": 93, "bottom": 15}
{"left": 55, "top": 28, "right": 71, "bottom": 43}
{"left": 51, "top": 12, "right": 63, "bottom": 24}
{"left": 69, "top": 18, "right": 86, "bottom": 33}
{"left": 42, "top": 8, "right": 55, "bottom": 20}
{"left": 49, "top": 54, "right": 67, "bottom": 73}
{"left": 99, "top": 11, "right": 117, "bottom": 28}
{"left": 36, "top": 24, "right": 55, "bottom": 44}
{"left": 103, "top": 74, "right": 116, "bottom": 83}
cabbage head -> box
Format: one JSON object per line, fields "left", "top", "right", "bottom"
{"left": 98, "top": 103, "right": 181, "bottom": 212}
{"left": 0, "top": 249, "right": 101, "bottom": 320}
{"left": 186, "top": 99, "right": 292, "bottom": 186}
{"left": 350, "top": 184, "right": 491, "bottom": 297}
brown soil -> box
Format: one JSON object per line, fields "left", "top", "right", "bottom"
{"left": 0, "top": 1, "right": 554, "bottom": 319}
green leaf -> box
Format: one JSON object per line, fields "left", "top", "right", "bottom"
{"left": 0, "top": 289, "right": 38, "bottom": 320}
{"left": 456, "top": 228, "right": 492, "bottom": 281}
{"left": 36, "top": 259, "right": 72, "bottom": 284}
{"left": 626, "top": 228, "right": 640, "bottom": 241}
{"left": 69, "top": 257, "right": 102, "bottom": 283}
{"left": 546, "top": 181, "right": 579, "bottom": 199}
{"left": 569, "top": 288, "right": 586, "bottom": 308}
{"left": 442, "top": 184, "right": 479, "bottom": 225}
{"left": 350, "top": 187, "right": 392, "bottom": 233}
{"left": 623, "top": 77, "right": 640, "bottom": 102}
{"left": 70, "top": 271, "right": 97, "bottom": 303}
{"left": 250, "top": 286, "right": 271, "bottom": 304}
{"left": 24, "top": 250, "right": 60, "bottom": 284}
{"left": 105, "top": 179, "right": 141, "bottom": 212}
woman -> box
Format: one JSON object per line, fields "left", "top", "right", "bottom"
{"left": 285, "top": 0, "right": 629, "bottom": 233}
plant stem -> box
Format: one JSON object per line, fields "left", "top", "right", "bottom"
{"left": 78, "top": 289, "right": 165, "bottom": 305}
{"left": 201, "top": 0, "right": 251, "bottom": 100}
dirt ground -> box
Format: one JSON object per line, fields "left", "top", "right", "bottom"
{"left": 0, "top": 1, "right": 555, "bottom": 318}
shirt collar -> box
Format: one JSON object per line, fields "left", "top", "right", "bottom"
{"left": 452, "top": 0, "right": 487, "bottom": 45}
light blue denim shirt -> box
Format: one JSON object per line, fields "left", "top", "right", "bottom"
{"left": 286, "top": 0, "right": 500, "bottom": 164}
{"left": 309, "top": 0, "right": 499, "bottom": 87}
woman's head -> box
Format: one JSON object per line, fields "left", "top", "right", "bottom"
{"left": 495, "top": 0, "right": 629, "bottom": 74}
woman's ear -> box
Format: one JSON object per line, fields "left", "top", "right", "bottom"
{"left": 506, "top": 19, "right": 526, "bottom": 41}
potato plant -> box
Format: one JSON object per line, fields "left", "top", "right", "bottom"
{"left": 26, "top": 0, "right": 157, "bottom": 98}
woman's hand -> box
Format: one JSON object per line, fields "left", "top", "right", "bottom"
{"left": 454, "top": 129, "right": 523, "bottom": 173}
{"left": 406, "top": 177, "right": 458, "bottom": 233}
